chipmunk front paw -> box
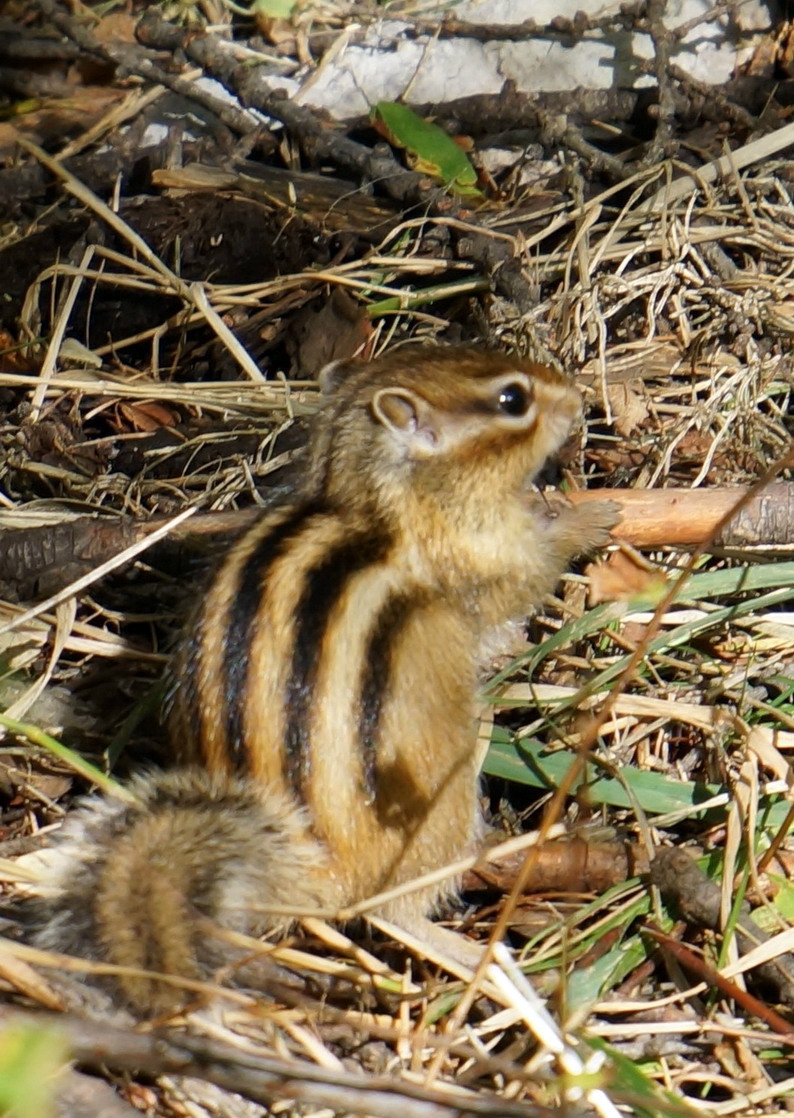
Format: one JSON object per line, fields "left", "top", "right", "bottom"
{"left": 574, "top": 499, "right": 623, "bottom": 552}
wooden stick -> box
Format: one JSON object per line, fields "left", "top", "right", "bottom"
{"left": 567, "top": 482, "right": 794, "bottom": 548}
{"left": 1, "top": 484, "right": 791, "bottom": 603}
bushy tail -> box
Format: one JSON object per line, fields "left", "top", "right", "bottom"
{"left": 33, "top": 768, "right": 325, "bottom": 1014}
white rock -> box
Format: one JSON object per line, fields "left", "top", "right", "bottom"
{"left": 295, "top": 0, "right": 773, "bottom": 119}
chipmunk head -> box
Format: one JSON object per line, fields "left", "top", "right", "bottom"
{"left": 312, "top": 347, "right": 581, "bottom": 505}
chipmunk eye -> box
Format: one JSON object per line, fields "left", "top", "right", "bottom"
{"left": 497, "top": 381, "right": 532, "bottom": 417}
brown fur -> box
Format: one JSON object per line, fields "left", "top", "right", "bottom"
{"left": 34, "top": 769, "right": 325, "bottom": 1013}
{"left": 40, "top": 346, "right": 620, "bottom": 1012}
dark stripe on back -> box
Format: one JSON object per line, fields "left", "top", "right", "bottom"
{"left": 167, "top": 622, "right": 203, "bottom": 762}
{"left": 357, "top": 592, "right": 419, "bottom": 802}
{"left": 223, "top": 503, "right": 323, "bottom": 767}
{"left": 285, "top": 530, "right": 391, "bottom": 797}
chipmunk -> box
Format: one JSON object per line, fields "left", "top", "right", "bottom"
{"left": 32, "top": 346, "right": 620, "bottom": 1014}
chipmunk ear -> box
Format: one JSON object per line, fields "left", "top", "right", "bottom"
{"left": 372, "top": 388, "right": 441, "bottom": 454}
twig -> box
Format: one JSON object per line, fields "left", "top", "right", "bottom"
{"left": 0, "top": 1010, "right": 568, "bottom": 1118}
{"left": 642, "top": 120, "right": 794, "bottom": 211}
{"left": 34, "top": 0, "right": 263, "bottom": 138}
{"left": 642, "top": 0, "right": 676, "bottom": 165}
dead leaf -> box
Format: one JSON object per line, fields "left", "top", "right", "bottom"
{"left": 92, "top": 11, "right": 138, "bottom": 47}
{"left": 0, "top": 88, "right": 125, "bottom": 160}
{"left": 291, "top": 287, "right": 373, "bottom": 376}
{"left": 256, "top": 16, "right": 296, "bottom": 46}
{"left": 765, "top": 298, "right": 794, "bottom": 322}
{"left": 587, "top": 549, "right": 666, "bottom": 605}
{"left": 676, "top": 429, "right": 714, "bottom": 462}
{"left": 744, "top": 31, "right": 779, "bottom": 77}
{"left": 24, "top": 772, "right": 73, "bottom": 802}
{"left": 0, "top": 331, "right": 36, "bottom": 374}
{"left": 777, "top": 20, "right": 794, "bottom": 78}
{"left": 587, "top": 447, "right": 646, "bottom": 471}
{"left": 0, "top": 945, "right": 66, "bottom": 1011}
{"left": 606, "top": 380, "right": 649, "bottom": 437}
{"left": 116, "top": 400, "right": 179, "bottom": 433}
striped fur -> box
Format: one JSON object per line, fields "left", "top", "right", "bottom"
{"left": 33, "top": 346, "right": 622, "bottom": 1013}
{"left": 164, "top": 346, "right": 620, "bottom": 948}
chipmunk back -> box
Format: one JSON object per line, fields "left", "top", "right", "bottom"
{"left": 35, "top": 346, "right": 619, "bottom": 1012}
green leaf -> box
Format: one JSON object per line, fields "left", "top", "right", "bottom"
{"left": 760, "top": 874, "right": 794, "bottom": 924}
{"left": 0, "top": 713, "right": 136, "bottom": 804}
{"left": 366, "top": 276, "right": 491, "bottom": 318}
{"left": 370, "top": 102, "right": 481, "bottom": 196}
{"left": 485, "top": 730, "right": 794, "bottom": 830}
{"left": 484, "top": 561, "right": 794, "bottom": 697}
{"left": 584, "top": 1036, "right": 700, "bottom": 1117}
{"left": 0, "top": 1022, "right": 69, "bottom": 1118}
{"left": 484, "top": 729, "right": 722, "bottom": 815}
{"left": 250, "top": 0, "right": 296, "bottom": 15}
{"left": 566, "top": 940, "right": 642, "bottom": 1009}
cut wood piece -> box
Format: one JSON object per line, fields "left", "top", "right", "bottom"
{"left": 568, "top": 483, "right": 794, "bottom": 548}
{"left": 464, "top": 837, "right": 650, "bottom": 897}
{"left": 1, "top": 482, "right": 791, "bottom": 602}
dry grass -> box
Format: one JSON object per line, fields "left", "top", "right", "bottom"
{"left": 1, "top": 59, "right": 794, "bottom": 1118}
